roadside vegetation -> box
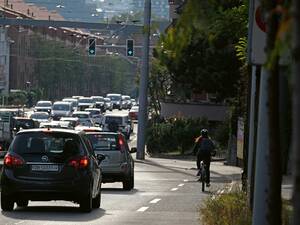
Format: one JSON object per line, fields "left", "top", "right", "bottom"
{"left": 199, "top": 189, "right": 292, "bottom": 225}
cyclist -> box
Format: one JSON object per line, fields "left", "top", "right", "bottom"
{"left": 193, "top": 129, "right": 215, "bottom": 187}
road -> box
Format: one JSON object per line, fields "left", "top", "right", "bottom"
{"left": 0, "top": 109, "right": 240, "bottom": 225}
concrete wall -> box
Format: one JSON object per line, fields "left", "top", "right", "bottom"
{"left": 160, "top": 101, "right": 230, "bottom": 121}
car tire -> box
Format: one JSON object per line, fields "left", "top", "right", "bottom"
{"left": 16, "top": 200, "right": 29, "bottom": 207}
{"left": 80, "top": 191, "right": 92, "bottom": 213}
{"left": 1, "top": 192, "right": 14, "bottom": 211}
{"left": 92, "top": 191, "right": 101, "bottom": 209}
{"left": 123, "top": 173, "right": 134, "bottom": 190}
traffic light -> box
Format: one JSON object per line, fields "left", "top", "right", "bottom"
{"left": 126, "top": 39, "right": 134, "bottom": 57}
{"left": 88, "top": 38, "right": 96, "bottom": 56}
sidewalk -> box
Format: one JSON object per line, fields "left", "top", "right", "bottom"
{"left": 135, "top": 154, "right": 242, "bottom": 185}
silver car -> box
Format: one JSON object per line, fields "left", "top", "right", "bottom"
{"left": 86, "top": 132, "right": 136, "bottom": 190}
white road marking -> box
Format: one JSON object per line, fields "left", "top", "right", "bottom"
{"left": 178, "top": 183, "right": 184, "bottom": 187}
{"left": 150, "top": 198, "right": 161, "bottom": 204}
{"left": 183, "top": 179, "right": 189, "bottom": 182}
{"left": 171, "top": 188, "right": 178, "bottom": 191}
{"left": 137, "top": 206, "right": 149, "bottom": 212}
{"left": 14, "top": 221, "right": 25, "bottom": 225}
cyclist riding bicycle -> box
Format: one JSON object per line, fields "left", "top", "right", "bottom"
{"left": 193, "top": 129, "right": 215, "bottom": 187}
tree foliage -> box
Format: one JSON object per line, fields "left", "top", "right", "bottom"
{"left": 155, "top": 0, "right": 248, "bottom": 101}
{"left": 28, "top": 35, "right": 136, "bottom": 100}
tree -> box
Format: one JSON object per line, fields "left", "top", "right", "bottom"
{"left": 156, "top": 0, "right": 248, "bottom": 101}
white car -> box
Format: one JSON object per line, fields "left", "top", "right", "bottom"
{"left": 30, "top": 112, "right": 51, "bottom": 124}
{"left": 106, "top": 93, "right": 122, "bottom": 110}
{"left": 51, "top": 101, "right": 73, "bottom": 120}
{"left": 72, "top": 111, "right": 94, "bottom": 126}
{"left": 104, "top": 98, "right": 113, "bottom": 111}
{"left": 34, "top": 101, "right": 52, "bottom": 113}
{"left": 62, "top": 98, "right": 78, "bottom": 111}
{"left": 84, "top": 108, "right": 103, "bottom": 125}
{"left": 78, "top": 97, "right": 95, "bottom": 111}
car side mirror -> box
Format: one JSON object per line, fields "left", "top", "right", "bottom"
{"left": 130, "top": 147, "right": 137, "bottom": 154}
{"left": 97, "top": 154, "right": 106, "bottom": 163}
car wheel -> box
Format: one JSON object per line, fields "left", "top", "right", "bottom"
{"left": 80, "top": 191, "right": 92, "bottom": 213}
{"left": 123, "top": 173, "right": 134, "bottom": 190}
{"left": 1, "top": 192, "right": 14, "bottom": 211}
{"left": 92, "top": 191, "right": 101, "bottom": 209}
{"left": 16, "top": 200, "right": 29, "bottom": 207}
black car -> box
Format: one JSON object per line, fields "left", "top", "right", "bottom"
{"left": 1, "top": 128, "right": 105, "bottom": 212}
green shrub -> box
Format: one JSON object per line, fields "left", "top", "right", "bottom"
{"left": 146, "top": 117, "right": 209, "bottom": 155}
{"left": 200, "top": 190, "right": 292, "bottom": 225}
{"left": 200, "top": 190, "right": 251, "bottom": 225}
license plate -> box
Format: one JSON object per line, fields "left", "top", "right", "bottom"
{"left": 31, "top": 164, "right": 59, "bottom": 172}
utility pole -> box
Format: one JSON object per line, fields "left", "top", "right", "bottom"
{"left": 292, "top": 0, "right": 300, "bottom": 224}
{"left": 252, "top": 68, "right": 270, "bottom": 225}
{"left": 136, "top": 0, "right": 151, "bottom": 160}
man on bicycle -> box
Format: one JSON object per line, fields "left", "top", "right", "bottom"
{"left": 193, "top": 129, "right": 215, "bottom": 187}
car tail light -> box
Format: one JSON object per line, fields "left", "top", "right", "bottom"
{"left": 118, "top": 134, "right": 125, "bottom": 151}
{"left": 68, "top": 156, "right": 89, "bottom": 169}
{"left": 4, "top": 153, "right": 25, "bottom": 168}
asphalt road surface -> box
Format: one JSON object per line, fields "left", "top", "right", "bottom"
{"left": 0, "top": 109, "right": 228, "bottom": 225}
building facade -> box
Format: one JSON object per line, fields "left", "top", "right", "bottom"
{"left": 0, "top": 27, "right": 10, "bottom": 94}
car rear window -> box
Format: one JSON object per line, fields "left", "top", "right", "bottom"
{"left": 87, "top": 133, "right": 118, "bottom": 151}
{"left": 10, "top": 132, "right": 83, "bottom": 157}
{"left": 53, "top": 104, "right": 70, "bottom": 111}
{"left": 105, "top": 116, "right": 122, "bottom": 124}
{"left": 73, "top": 113, "right": 89, "bottom": 119}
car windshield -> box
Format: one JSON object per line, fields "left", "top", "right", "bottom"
{"left": 108, "top": 96, "right": 121, "bottom": 101}
{"left": 72, "top": 113, "right": 89, "bottom": 119}
{"left": 104, "top": 98, "right": 110, "bottom": 102}
{"left": 86, "top": 110, "right": 100, "bottom": 115}
{"left": 14, "top": 119, "right": 35, "bottom": 129}
{"left": 53, "top": 104, "right": 70, "bottom": 111}
{"left": 10, "top": 132, "right": 82, "bottom": 158}
{"left": 105, "top": 116, "right": 122, "bottom": 124}
{"left": 30, "top": 113, "right": 49, "bottom": 120}
{"left": 78, "top": 98, "right": 93, "bottom": 104}
{"left": 131, "top": 106, "right": 139, "bottom": 111}
{"left": 92, "top": 97, "right": 104, "bottom": 102}
{"left": 36, "top": 102, "right": 51, "bottom": 107}
{"left": 87, "top": 133, "right": 118, "bottom": 151}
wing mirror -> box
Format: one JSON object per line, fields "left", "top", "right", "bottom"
{"left": 97, "top": 154, "right": 106, "bottom": 163}
{"left": 130, "top": 147, "right": 137, "bottom": 154}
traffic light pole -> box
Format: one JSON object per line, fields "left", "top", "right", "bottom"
{"left": 136, "top": 0, "right": 151, "bottom": 160}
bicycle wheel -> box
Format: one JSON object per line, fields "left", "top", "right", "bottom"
{"left": 201, "top": 168, "right": 206, "bottom": 192}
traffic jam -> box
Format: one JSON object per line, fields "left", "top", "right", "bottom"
{"left": 0, "top": 94, "right": 139, "bottom": 212}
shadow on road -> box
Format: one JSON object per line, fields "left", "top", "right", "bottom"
{"left": 1, "top": 206, "right": 106, "bottom": 222}
{"left": 102, "top": 188, "right": 139, "bottom": 195}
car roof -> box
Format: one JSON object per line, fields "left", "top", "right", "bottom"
{"left": 85, "top": 108, "right": 101, "bottom": 111}
{"left": 85, "top": 131, "right": 120, "bottom": 136}
{"left": 17, "top": 128, "right": 83, "bottom": 135}
{"left": 31, "top": 111, "right": 49, "bottom": 114}
{"left": 60, "top": 117, "right": 79, "bottom": 121}
{"left": 104, "top": 114, "right": 127, "bottom": 117}
{"left": 37, "top": 100, "right": 51, "bottom": 103}
{"left": 73, "top": 111, "right": 90, "bottom": 114}
{"left": 53, "top": 101, "right": 72, "bottom": 105}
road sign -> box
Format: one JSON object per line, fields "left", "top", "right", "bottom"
{"left": 248, "top": 0, "right": 266, "bottom": 65}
